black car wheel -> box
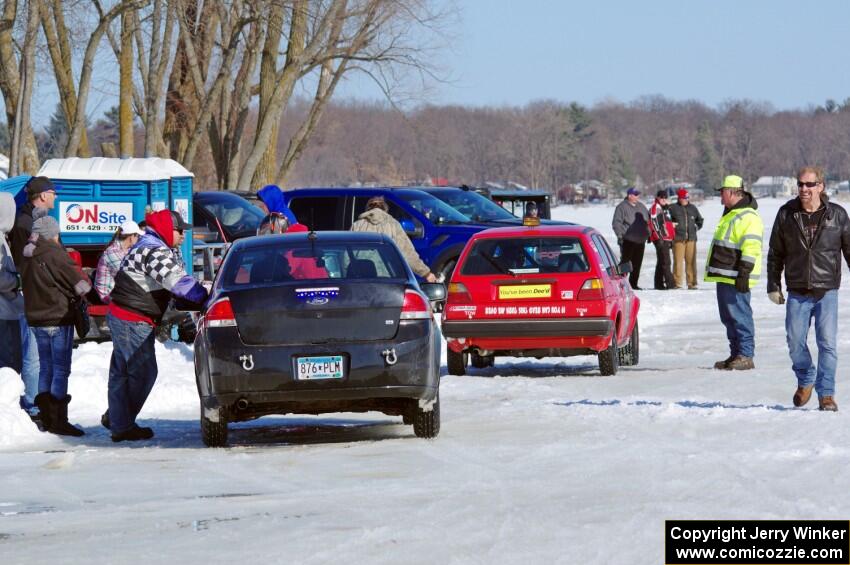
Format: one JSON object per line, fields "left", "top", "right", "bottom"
{"left": 598, "top": 330, "right": 619, "bottom": 376}
{"left": 618, "top": 320, "right": 639, "bottom": 366}
{"left": 447, "top": 348, "right": 467, "bottom": 376}
{"left": 471, "top": 352, "right": 494, "bottom": 368}
{"left": 413, "top": 394, "right": 440, "bottom": 438}
{"left": 200, "top": 403, "right": 228, "bottom": 447}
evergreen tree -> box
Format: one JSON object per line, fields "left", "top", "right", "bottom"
{"left": 38, "top": 104, "right": 69, "bottom": 159}
{"left": 695, "top": 121, "right": 722, "bottom": 193}
{"left": 569, "top": 102, "right": 594, "bottom": 143}
{"left": 608, "top": 144, "right": 635, "bottom": 187}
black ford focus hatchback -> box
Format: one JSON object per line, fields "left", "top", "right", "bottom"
{"left": 194, "top": 231, "right": 444, "bottom": 446}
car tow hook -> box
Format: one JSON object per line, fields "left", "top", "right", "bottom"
{"left": 381, "top": 348, "right": 398, "bottom": 366}
{"left": 239, "top": 354, "right": 255, "bottom": 371}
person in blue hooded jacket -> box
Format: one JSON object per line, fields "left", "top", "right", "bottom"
{"left": 257, "top": 185, "right": 298, "bottom": 224}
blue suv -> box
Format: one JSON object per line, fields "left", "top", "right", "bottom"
{"left": 283, "top": 187, "right": 502, "bottom": 280}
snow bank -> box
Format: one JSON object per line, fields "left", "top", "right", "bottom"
{"left": 0, "top": 340, "right": 198, "bottom": 451}
{"left": 0, "top": 368, "right": 43, "bottom": 448}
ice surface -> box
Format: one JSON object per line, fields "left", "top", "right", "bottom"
{"left": 1, "top": 197, "right": 849, "bottom": 565}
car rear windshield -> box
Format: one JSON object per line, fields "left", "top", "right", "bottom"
{"left": 219, "top": 240, "right": 408, "bottom": 288}
{"left": 461, "top": 237, "right": 590, "bottom": 276}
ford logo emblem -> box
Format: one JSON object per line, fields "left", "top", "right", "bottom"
{"left": 307, "top": 296, "right": 329, "bottom": 305}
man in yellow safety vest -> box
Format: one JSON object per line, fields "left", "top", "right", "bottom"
{"left": 705, "top": 175, "right": 764, "bottom": 370}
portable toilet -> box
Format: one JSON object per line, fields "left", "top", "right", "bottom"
{"left": 35, "top": 157, "right": 194, "bottom": 268}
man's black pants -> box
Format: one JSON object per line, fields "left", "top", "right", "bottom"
{"left": 620, "top": 240, "right": 645, "bottom": 289}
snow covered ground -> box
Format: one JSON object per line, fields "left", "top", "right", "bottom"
{"left": 2, "top": 196, "right": 850, "bottom": 565}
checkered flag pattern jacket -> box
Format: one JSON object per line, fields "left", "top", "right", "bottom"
{"left": 109, "top": 230, "right": 207, "bottom": 322}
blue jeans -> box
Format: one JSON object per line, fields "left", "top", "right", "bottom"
{"left": 716, "top": 282, "right": 755, "bottom": 358}
{"left": 31, "top": 325, "right": 74, "bottom": 399}
{"left": 786, "top": 290, "right": 838, "bottom": 397}
{"left": 0, "top": 318, "right": 22, "bottom": 372}
{"left": 107, "top": 314, "right": 158, "bottom": 434}
{"left": 19, "top": 315, "right": 40, "bottom": 412}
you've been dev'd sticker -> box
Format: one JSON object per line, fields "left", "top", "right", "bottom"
{"left": 498, "top": 284, "right": 551, "bottom": 300}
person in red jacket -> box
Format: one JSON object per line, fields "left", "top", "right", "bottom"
{"left": 256, "top": 212, "right": 328, "bottom": 279}
{"left": 649, "top": 190, "right": 676, "bottom": 290}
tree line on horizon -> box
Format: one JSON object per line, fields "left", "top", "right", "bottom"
{"left": 275, "top": 95, "right": 850, "bottom": 195}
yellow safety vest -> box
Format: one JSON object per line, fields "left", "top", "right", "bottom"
{"left": 704, "top": 207, "right": 764, "bottom": 288}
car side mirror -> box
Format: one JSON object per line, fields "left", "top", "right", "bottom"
{"left": 420, "top": 282, "right": 446, "bottom": 303}
{"left": 617, "top": 261, "right": 633, "bottom": 276}
{"left": 400, "top": 219, "right": 423, "bottom": 239}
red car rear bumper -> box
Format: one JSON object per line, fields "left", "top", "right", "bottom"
{"left": 442, "top": 317, "right": 613, "bottom": 353}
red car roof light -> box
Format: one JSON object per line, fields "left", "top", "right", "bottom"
{"left": 446, "top": 282, "right": 472, "bottom": 304}
{"left": 205, "top": 297, "right": 237, "bottom": 328}
{"left": 401, "top": 290, "right": 432, "bottom": 320}
{"left": 577, "top": 278, "right": 604, "bottom": 301}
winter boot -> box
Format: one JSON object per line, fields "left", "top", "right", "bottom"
{"left": 818, "top": 396, "right": 838, "bottom": 412}
{"left": 111, "top": 425, "right": 154, "bottom": 443}
{"left": 793, "top": 385, "right": 814, "bottom": 407}
{"left": 726, "top": 355, "right": 754, "bottom": 370}
{"left": 48, "top": 395, "right": 85, "bottom": 437}
{"left": 713, "top": 355, "right": 735, "bottom": 370}
{"left": 33, "top": 393, "right": 54, "bottom": 432}
{"left": 101, "top": 411, "right": 110, "bottom": 431}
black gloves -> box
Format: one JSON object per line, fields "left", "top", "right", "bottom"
{"left": 735, "top": 263, "right": 753, "bottom": 293}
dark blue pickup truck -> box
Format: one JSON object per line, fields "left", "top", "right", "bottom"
{"left": 282, "top": 187, "right": 561, "bottom": 280}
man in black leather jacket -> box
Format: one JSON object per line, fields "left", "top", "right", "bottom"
{"left": 767, "top": 166, "right": 850, "bottom": 412}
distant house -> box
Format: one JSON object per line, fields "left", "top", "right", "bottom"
{"left": 752, "top": 176, "right": 795, "bottom": 198}
{"left": 575, "top": 180, "right": 611, "bottom": 202}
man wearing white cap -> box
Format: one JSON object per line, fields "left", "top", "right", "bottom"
{"left": 94, "top": 221, "right": 142, "bottom": 303}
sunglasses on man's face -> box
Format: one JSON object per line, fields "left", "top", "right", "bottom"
{"left": 797, "top": 181, "right": 820, "bottom": 188}
{"left": 175, "top": 228, "right": 184, "bottom": 235}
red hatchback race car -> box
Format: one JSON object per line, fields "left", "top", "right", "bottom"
{"left": 441, "top": 220, "right": 640, "bottom": 376}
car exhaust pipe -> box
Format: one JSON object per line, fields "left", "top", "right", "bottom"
{"left": 235, "top": 398, "right": 249, "bottom": 411}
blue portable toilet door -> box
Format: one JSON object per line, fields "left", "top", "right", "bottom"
{"left": 169, "top": 176, "right": 193, "bottom": 271}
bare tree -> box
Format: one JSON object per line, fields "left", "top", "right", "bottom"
{"left": 118, "top": 0, "right": 134, "bottom": 156}
{"left": 0, "top": 0, "right": 40, "bottom": 174}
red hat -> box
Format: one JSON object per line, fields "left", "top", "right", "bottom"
{"left": 677, "top": 188, "right": 689, "bottom": 200}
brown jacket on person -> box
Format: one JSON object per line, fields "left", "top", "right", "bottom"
{"left": 20, "top": 238, "right": 91, "bottom": 327}
{"left": 351, "top": 208, "right": 431, "bottom": 277}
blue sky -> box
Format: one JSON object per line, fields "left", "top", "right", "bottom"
{"left": 18, "top": 0, "right": 850, "bottom": 129}
{"left": 383, "top": 0, "right": 850, "bottom": 111}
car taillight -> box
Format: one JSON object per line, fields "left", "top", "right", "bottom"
{"left": 446, "top": 282, "right": 472, "bottom": 304}
{"left": 401, "top": 290, "right": 432, "bottom": 320}
{"left": 205, "top": 297, "right": 237, "bottom": 328}
{"left": 578, "top": 278, "right": 604, "bottom": 300}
